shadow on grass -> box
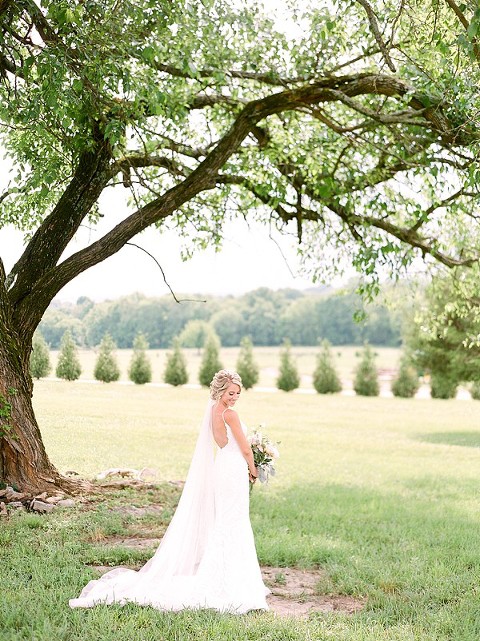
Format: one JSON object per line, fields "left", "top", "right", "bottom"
{"left": 416, "top": 431, "right": 480, "bottom": 448}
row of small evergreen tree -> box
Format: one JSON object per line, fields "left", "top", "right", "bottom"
{"left": 30, "top": 330, "right": 260, "bottom": 388}
{"left": 30, "top": 331, "right": 153, "bottom": 385}
{"left": 279, "top": 340, "right": 420, "bottom": 398}
{"left": 30, "top": 328, "right": 423, "bottom": 397}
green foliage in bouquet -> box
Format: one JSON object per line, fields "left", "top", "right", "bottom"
{"left": 248, "top": 428, "right": 279, "bottom": 486}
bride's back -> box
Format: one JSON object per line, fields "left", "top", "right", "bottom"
{"left": 211, "top": 407, "right": 229, "bottom": 448}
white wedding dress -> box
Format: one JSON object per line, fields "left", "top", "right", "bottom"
{"left": 69, "top": 407, "right": 269, "bottom": 614}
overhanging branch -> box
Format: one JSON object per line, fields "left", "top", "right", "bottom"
{"left": 12, "top": 71, "right": 479, "bottom": 332}
{"left": 114, "top": 153, "right": 188, "bottom": 179}
{"left": 151, "top": 60, "right": 310, "bottom": 87}
{"left": 444, "top": 0, "right": 480, "bottom": 62}
{"left": 215, "top": 169, "right": 479, "bottom": 269}
{"left": 325, "top": 199, "right": 479, "bottom": 268}
{"left": 355, "top": 0, "right": 397, "bottom": 72}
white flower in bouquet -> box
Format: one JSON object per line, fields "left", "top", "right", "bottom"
{"left": 247, "top": 427, "right": 280, "bottom": 488}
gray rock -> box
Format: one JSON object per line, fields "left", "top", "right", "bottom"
{"left": 45, "top": 495, "right": 65, "bottom": 504}
{"left": 30, "top": 499, "right": 55, "bottom": 513}
{"left": 56, "top": 499, "right": 75, "bottom": 508}
{"left": 5, "top": 488, "right": 27, "bottom": 501}
{"left": 8, "top": 501, "right": 26, "bottom": 510}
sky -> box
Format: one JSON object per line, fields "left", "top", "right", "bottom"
{"left": 0, "top": 186, "right": 324, "bottom": 303}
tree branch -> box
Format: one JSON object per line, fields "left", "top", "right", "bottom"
{"left": 124, "top": 243, "right": 205, "bottom": 304}
{"left": 0, "top": 51, "right": 23, "bottom": 79}
{"left": 324, "top": 199, "right": 479, "bottom": 268}
{"left": 12, "top": 71, "right": 478, "bottom": 332}
{"left": 111, "top": 73, "right": 477, "bottom": 146}
{"left": 409, "top": 188, "right": 467, "bottom": 232}
{"left": 114, "top": 153, "right": 188, "bottom": 179}
{"left": 327, "top": 40, "right": 408, "bottom": 74}
{"left": 8, "top": 134, "right": 113, "bottom": 307}
{"left": 21, "top": 0, "right": 64, "bottom": 50}
{"left": 308, "top": 104, "right": 428, "bottom": 133}
{"left": 151, "top": 61, "right": 309, "bottom": 87}
{"left": 154, "top": 135, "right": 209, "bottom": 159}
{"left": 355, "top": 0, "right": 397, "bottom": 72}
{"left": 214, "top": 173, "right": 295, "bottom": 221}
{"left": 216, "top": 168, "right": 478, "bottom": 269}
{"left": 444, "top": 0, "right": 469, "bottom": 28}
{"left": 188, "top": 93, "right": 246, "bottom": 111}
{"left": 243, "top": 126, "right": 478, "bottom": 268}
{"left": 0, "top": 187, "right": 14, "bottom": 205}
{"left": 444, "top": 0, "right": 480, "bottom": 61}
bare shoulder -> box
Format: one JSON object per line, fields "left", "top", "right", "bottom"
{"left": 223, "top": 408, "right": 240, "bottom": 427}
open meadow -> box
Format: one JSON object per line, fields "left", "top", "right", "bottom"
{"left": 3, "top": 374, "right": 480, "bottom": 640}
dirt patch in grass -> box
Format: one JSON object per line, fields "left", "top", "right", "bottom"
{"left": 92, "top": 537, "right": 364, "bottom": 618}
{"left": 99, "top": 535, "right": 163, "bottom": 549}
{"left": 262, "top": 566, "right": 365, "bottom": 618}
{"left": 82, "top": 485, "right": 365, "bottom": 618}
{"left": 109, "top": 504, "right": 166, "bottom": 517}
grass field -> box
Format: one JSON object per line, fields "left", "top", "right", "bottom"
{"left": 3, "top": 377, "right": 480, "bottom": 640}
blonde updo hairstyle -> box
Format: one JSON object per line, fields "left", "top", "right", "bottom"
{"left": 209, "top": 369, "right": 242, "bottom": 401}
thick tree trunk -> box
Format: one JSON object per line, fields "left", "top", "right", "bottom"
{"left": 0, "top": 328, "right": 82, "bottom": 495}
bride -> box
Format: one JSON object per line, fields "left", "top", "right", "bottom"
{"left": 69, "top": 369, "right": 270, "bottom": 613}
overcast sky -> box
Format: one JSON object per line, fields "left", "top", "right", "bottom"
{"left": 0, "top": 185, "right": 326, "bottom": 303}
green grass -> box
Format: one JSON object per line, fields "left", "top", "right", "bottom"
{"left": 3, "top": 381, "right": 480, "bottom": 640}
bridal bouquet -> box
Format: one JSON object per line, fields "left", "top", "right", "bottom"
{"left": 248, "top": 426, "right": 280, "bottom": 485}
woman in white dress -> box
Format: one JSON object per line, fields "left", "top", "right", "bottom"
{"left": 69, "top": 369, "right": 269, "bottom": 614}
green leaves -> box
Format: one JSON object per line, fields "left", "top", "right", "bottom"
{"left": 141, "top": 46, "right": 157, "bottom": 64}
{"left": 1, "top": 0, "right": 480, "bottom": 292}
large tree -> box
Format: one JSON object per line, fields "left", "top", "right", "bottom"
{"left": 1, "top": 0, "right": 480, "bottom": 493}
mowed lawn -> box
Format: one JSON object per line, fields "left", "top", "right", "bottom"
{"left": 4, "top": 377, "right": 480, "bottom": 640}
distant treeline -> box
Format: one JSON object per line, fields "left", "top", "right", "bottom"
{"left": 39, "top": 287, "right": 403, "bottom": 349}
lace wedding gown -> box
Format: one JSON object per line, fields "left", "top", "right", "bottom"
{"left": 69, "top": 416, "right": 269, "bottom": 614}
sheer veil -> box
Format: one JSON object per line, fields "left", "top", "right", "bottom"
{"left": 69, "top": 399, "right": 217, "bottom": 608}
{"left": 139, "top": 398, "right": 216, "bottom": 579}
